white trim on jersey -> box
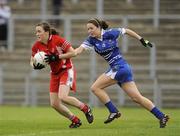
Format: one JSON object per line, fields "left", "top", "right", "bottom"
{"left": 97, "top": 29, "right": 105, "bottom": 41}
{"left": 81, "top": 44, "right": 93, "bottom": 51}
{"left": 118, "top": 28, "right": 126, "bottom": 35}
{"left": 48, "top": 35, "right": 53, "bottom": 40}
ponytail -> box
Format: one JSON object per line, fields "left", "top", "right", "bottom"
{"left": 50, "top": 28, "right": 59, "bottom": 35}
{"left": 100, "top": 20, "right": 109, "bottom": 30}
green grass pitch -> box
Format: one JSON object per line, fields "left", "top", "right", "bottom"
{"left": 0, "top": 106, "right": 179, "bottom": 136}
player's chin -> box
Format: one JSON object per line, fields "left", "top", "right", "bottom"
{"left": 36, "top": 37, "right": 41, "bottom": 41}
{"left": 90, "top": 34, "right": 96, "bottom": 37}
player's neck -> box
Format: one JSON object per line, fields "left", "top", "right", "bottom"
{"left": 41, "top": 36, "right": 49, "bottom": 45}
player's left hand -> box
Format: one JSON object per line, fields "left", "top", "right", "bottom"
{"left": 33, "top": 63, "right": 45, "bottom": 70}
{"left": 140, "top": 38, "right": 153, "bottom": 48}
{"left": 44, "top": 54, "right": 59, "bottom": 63}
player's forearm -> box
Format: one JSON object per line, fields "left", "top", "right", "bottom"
{"left": 125, "top": 29, "right": 153, "bottom": 48}
{"left": 74, "top": 46, "right": 84, "bottom": 56}
{"left": 125, "top": 29, "right": 142, "bottom": 40}
{"left": 59, "top": 46, "right": 77, "bottom": 59}
{"left": 30, "top": 57, "right": 34, "bottom": 67}
{"left": 59, "top": 51, "right": 76, "bottom": 59}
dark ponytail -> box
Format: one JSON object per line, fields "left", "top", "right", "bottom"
{"left": 36, "top": 22, "right": 59, "bottom": 35}
{"left": 50, "top": 28, "right": 59, "bottom": 35}
{"left": 88, "top": 18, "right": 109, "bottom": 30}
{"left": 100, "top": 20, "right": 109, "bottom": 30}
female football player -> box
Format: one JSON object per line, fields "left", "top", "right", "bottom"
{"left": 30, "top": 22, "right": 93, "bottom": 128}
{"left": 74, "top": 18, "right": 169, "bottom": 128}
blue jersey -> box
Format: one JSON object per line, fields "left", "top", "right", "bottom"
{"left": 82, "top": 28, "right": 127, "bottom": 68}
{"left": 82, "top": 28, "right": 133, "bottom": 85}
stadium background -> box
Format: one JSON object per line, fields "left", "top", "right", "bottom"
{"left": 0, "top": 0, "right": 180, "bottom": 109}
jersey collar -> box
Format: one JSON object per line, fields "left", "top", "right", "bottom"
{"left": 48, "top": 35, "right": 53, "bottom": 41}
{"left": 97, "top": 29, "right": 105, "bottom": 41}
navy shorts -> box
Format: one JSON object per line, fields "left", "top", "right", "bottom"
{"left": 105, "top": 64, "right": 134, "bottom": 86}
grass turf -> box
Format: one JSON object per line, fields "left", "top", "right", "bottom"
{"left": 0, "top": 106, "right": 179, "bottom": 136}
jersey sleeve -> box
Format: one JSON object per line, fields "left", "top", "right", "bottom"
{"left": 81, "top": 37, "right": 94, "bottom": 51}
{"left": 58, "top": 37, "right": 71, "bottom": 52}
{"left": 109, "top": 28, "right": 126, "bottom": 39}
{"left": 118, "top": 28, "right": 126, "bottom": 35}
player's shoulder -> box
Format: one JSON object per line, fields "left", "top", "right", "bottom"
{"left": 52, "top": 34, "right": 60, "bottom": 38}
{"left": 104, "top": 28, "right": 122, "bottom": 33}
{"left": 52, "top": 35, "right": 66, "bottom": 43}
{"left": 86, "top": 36, "right": 97, "bottom": 43}
{"left": 103, "top": 28, "right": 125, "bottom": 38}
{"left": 83, "top": 36, "right": 91, "bottom": 42}
{"left": 52, "top": 34, "right": 64, "bottom": 39}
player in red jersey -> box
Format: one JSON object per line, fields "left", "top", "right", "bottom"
{"left": 30, "top": 22, "right": 93, "bottom": 128}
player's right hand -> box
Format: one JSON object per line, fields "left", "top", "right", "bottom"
{"left": 44, "top": 54, "right": 59, "bottom": 63}
{"left": 140, "top": 38, "right": 153, "bottom": 48}
{"left": 33, "top": 63, "right": 45, "bottom": 70}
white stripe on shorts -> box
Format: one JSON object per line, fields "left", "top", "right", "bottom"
{"left": 67, "top": 68, "right": 74, "bottom": 88}
{"left": 105, "top": 69, "right": 117, "bottom": 79}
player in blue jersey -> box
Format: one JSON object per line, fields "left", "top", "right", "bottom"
{"left": 74, "top": 18, "right": 169, "bottom": 128}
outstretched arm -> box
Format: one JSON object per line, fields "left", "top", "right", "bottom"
{"left": 44, "top": 46, "right": 76, "bottom": 63}
{"left": 125, "top": 29, "right": 142, "bottom": 40}
{"left": 58, "top": 45, "right": 85, "bottom": 59}
{"left": 125, "top": 29, "right": 153, "bottom": 48}
{"left": 59, "top": 47, "right": 76, "bottom": 59}
{"left": 74, "top": 45, "right": 85, "bottom": 56}
{"left": 44, "top": 45, "right": 85, "bottom": 63}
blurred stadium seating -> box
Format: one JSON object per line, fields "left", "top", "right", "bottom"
{"left": 0, "top": 0, "right": 180, "bottom": 108}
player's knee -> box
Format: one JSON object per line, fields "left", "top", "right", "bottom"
{"left": 131, "top": 96, "right": 141, "bottom": 103}
{"left": 59, "top": 95, "right": 68, "bottom": 103}
{"left": 50, "top": 99, "right": 59, "bottom": 108}
{"left": 91, "top": 85, "right": 98, "bottom": 94}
